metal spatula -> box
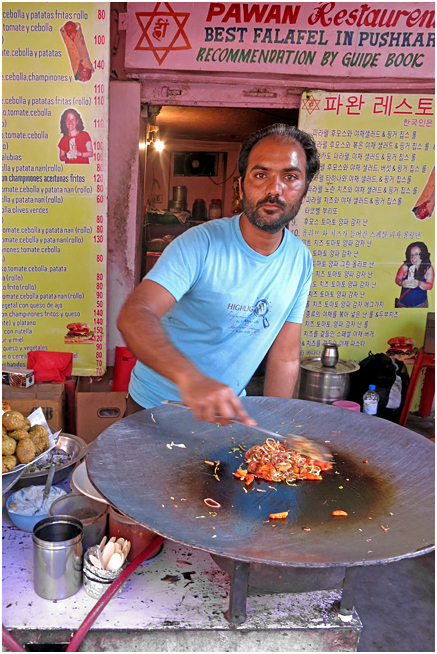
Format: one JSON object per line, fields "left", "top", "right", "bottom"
{"left": 161, "top": 401, "right": 332, "bottom": 462}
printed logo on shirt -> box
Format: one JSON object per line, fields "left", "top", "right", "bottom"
{"left": 227, "top": 298, "right": 271, "bottom": 334}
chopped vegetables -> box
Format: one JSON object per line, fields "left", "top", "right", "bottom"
{"left": 332, "top": 510, "right": 348, "bottom": 517}
{"left": 234, "top": 438, "right": 332, "bottom": 486}
{"left": 25, "top": 449, "right": 72, "bottom": 473}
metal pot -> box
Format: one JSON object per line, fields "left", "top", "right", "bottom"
{"left": 298, "top": 357, "right": 360, "bottom": 404}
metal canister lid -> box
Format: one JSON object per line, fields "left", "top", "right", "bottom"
{"left": 300, "top": 357, "right": 360, "bottom": 374}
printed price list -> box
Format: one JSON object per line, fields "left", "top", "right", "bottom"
{"left": 2, "top": 3, "right": 110, "bottom": 375}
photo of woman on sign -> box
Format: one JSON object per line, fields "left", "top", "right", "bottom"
{"left": 395, "top": 241, "right": 434, "bottom": 308}
{"left": 58, "top": 109, "right": 93, "bottom": 164}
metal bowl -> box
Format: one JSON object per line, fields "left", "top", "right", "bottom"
{"left": 15, "top": 434, "right": 88, "bottom": 489}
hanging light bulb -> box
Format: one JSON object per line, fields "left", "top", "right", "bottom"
{"left": 154, "top": 139, "right": 165, "bottom": 152}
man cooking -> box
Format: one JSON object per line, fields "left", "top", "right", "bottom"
{"left": 117, "top": 123, "right": 319, "bottom": 425}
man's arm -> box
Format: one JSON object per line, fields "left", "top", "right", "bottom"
{"left": 117, "top": 279, "right": 255, "bottom": 425}
{"left": 263, "top": 322, "right": 302, "bottom": 398}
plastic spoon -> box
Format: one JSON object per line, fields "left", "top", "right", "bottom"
{"left": 89, "top": 554, "right": 103, "bottom": 570}
{"left": 106, "top": 552, "right": 122, "bottom": 571}
{"left": 102, "top": 541, "right": 115, "bottom": 568}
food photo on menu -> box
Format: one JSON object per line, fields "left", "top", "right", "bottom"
{"left": 60, "top": 20, "right": 95, "bottom": 82}
{"left": 64, "top": 322, "right": 95, "bottom": 344}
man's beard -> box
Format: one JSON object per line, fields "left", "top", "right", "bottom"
{"left": 242, "top": 193, "right": 304, "bottom": 233}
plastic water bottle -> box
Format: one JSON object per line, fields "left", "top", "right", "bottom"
{"left": 363, "top": 384, "right": 379, "bottom": 415}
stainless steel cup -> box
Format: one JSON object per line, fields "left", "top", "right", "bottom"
{"left": 32, "top": 516, "right": 83, "bottom": 600}
{"left": 321, "top": 342, "right": 339, "bottom": 368}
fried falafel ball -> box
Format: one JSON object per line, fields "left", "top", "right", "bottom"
{"left": 16, "top": 437, "right": 36, "bottom": 464}
{"left": 30, "top": 433, "right": 50, "bottom": 457}
{"left": 2, "top": 454, "right": 17, "bottom": 473}
{"left": 2, "top": 411, "right": 26, "bottom": 432}
{"left": 8, "top": 429, "right": 30, "bottom": 442}
{"left": 28, "top": 425, "right": 48, "bottom": 439}
{"left": 2, "top": 426, "right": 7, "bottom": 438}
{"left": 22, "top": 418, "right": 31, "bottom": 432}
{"left": 2, "top": 401, "right": 11, "bottom": 413}
{"left": 2, "top": 435, "right": 17, "bottom": 456}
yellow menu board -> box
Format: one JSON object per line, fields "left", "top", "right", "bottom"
{"left": 2, "top": 3, "right": 110, "bottom": 375}
{"left": 297, "top": 92, "right": 435, "bottom": 360}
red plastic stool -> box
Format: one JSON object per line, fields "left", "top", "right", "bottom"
{"left": 399, "top": 348, "right": 435, "bottom": 426}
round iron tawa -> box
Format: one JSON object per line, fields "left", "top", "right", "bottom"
{"left": 87, "top": 397, "right": 434, "bottom": 568}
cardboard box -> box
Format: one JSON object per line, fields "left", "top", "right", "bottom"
{"left": 2, "top": 383, "right": 65, "bottom": 432}
{"left": 75, "top": 367, "right": 126, "bottom": 444}
{"left": 2, "top": 368, "right": 34, "bottom": 387}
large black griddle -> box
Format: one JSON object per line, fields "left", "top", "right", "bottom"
{"left": 87, "top": 397, "right": 434, "bottom": 623}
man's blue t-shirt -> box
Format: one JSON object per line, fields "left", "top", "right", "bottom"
{"left": 129, "top": 214, "right": 313, "bottom": 408}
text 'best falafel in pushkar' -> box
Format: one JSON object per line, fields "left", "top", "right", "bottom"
{"left": 64, "top": 322, "right": 95, "bottom": 344}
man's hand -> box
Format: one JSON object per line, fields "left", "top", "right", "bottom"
{"left": 179, "top": 373, "right": 256, "bottom": 426}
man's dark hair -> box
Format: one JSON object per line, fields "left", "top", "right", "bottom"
{"left": 238, "top": 123, "right": 320, "bottom": 194}
{"left": 60, "top": 108, "right": 85, "bottom": 136}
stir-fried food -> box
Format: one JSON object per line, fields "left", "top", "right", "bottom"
{"left": 234, "top": 438, "right": 333, "bottom": 485}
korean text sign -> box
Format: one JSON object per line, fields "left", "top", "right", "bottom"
{"left": 296, "top": 92, "right": 434, "bottom": 360}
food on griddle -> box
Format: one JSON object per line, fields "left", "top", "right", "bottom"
{"left": 269, "top": 511, "right": 289, "bottom": 520}
{"left": 16, "top": 437, "right": 37, "bottom": 464}
{"left": 332, "top": 510, "right": 348, "bottom": 517}
{"left": 2, "top": 435, "right": 17, "bottom": 456}
{"left": 2, "top": 411, "right": 27, "bottom": 432}
{"left": 28, "top": 424, "right": 48, "bottom": 439}
{"left": 3, "top": 455, "right": 18, "bottom": 473}
{"left": 9, "top": 429, "right": 30, "bottom": 442}
{"left": 234, "top": 438, "right": 333, "bottom": 485}
{"left": 29, "top": 433, "right": 50, "bottom": 457}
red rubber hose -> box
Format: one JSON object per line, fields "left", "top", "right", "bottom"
{"left": 66, "top": 535, "right": 165, "bottom": 652}
{"left": 2, "top": 624, "right": 27, "bottom": 652}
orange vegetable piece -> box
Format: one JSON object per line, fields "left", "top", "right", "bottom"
{"left": 245, "top": 474, "right": 255, "bottom": 486}
{"left": 233, "top": 468, "right": 247, "bottom": 478}
{"left": 269, "top": 511, "right": 289, "bottom": 520}
{"left": 332, "top": 510, "right": 348, "bottom": 517}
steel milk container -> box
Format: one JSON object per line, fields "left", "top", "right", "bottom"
{"left": 32, "top": 516, "right": 83, "bottom": 600}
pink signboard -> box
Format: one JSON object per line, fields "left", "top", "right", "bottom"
{"left": 125, "top": 2, "right": 434, "bottom": 79}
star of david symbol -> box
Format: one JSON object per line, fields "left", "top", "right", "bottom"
{"left": 301, "top": 94, "right": 321, "bottom": 115}
{"left": 135, "top": 2, "right": 191, "bottom": 65}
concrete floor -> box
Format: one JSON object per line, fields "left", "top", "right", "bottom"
{"left": 354, "top": 411, "right": 435, "bottom": 653}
